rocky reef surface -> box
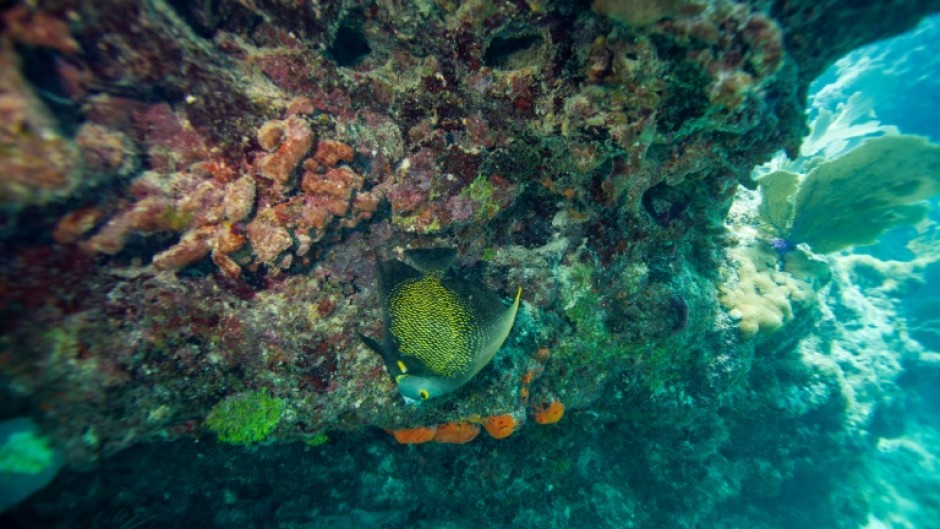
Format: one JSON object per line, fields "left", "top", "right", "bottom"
{"left": 1, "top": 1, "right": 939, "bottom": 527}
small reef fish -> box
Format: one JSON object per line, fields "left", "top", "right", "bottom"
{"left": 361, "top": 248, "right": 521, "bottom": 403}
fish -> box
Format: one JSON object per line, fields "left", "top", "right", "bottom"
{"left": 360, "top": 247, "right": 521, "bottom": 403}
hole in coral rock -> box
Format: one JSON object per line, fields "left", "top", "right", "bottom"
{"left": 15, "top": 45, "right": 83, "bottom": 135}
{"left": 642, "top": 182, "right": 690, "bottom": 227}
{"left": 177, "top": 256, "right": 217, "bottom": 278}
{"left": 502, "top": 187, "right": 556, "bottom": 248}
{"left": 110, "top": 232, "right": 179, "bottom": 267}
{"left": 327, "top": 18, "right": 371, "bottom": 67}
{"left": 165, "top": 0, "right": 219, "bottom": 39}
{"left": 483, "top": 33, "right": 542, "bottom": 69}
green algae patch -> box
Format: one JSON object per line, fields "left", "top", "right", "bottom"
{"left": 465, "top": 176, "right": 501, "bottom": 220}
{"left": 305, "top": 433, "right": 329, "bottom": 447}
{"left": 0, "top": 431, "right": 55, "bottom": 474}
{"left": 558, "top": 262, "right": 606, "bottom": 342}
{"left": 392, "top": 213, "right": 442, "bottom": 233}
{"left": 206, "top": 390, "right": 284, "bottom": 445}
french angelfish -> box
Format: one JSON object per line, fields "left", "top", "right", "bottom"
{"left": 360, "top": 248, "right": 521, "bottom": 403}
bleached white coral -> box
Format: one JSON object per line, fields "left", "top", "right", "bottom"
{"left": 800, "top": 91, "right": 899, "bottom": 161}
{"left": 718, "top": 245, "right": 821, "bottom": 338}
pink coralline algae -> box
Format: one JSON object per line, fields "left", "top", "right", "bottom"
{"left": 59, "top": 109, "right": 377, "bottom": 277}
{"left": 79, "top": 195, "right": 184, "bottom": 255}
{"left": 246, "top": 210, "right": 294, "bottom": 266}
{"left": 312, "top": 139, "right": 355, "bottom": 167}
{"left": 1, "top": 6, "right": 80, "bottom": 54}
{"left": 75, "top": 123, "right": 138, "bottom": 179}
{"left": 258, "top": 116, "right": 315, "bottom": 185}
{"left": 223, "top": 175, "right": 257, "bottom": 223}
{"left": 245, "top": 139, "right": 377, "bottom": 266}
{"left": 132, "top": 103, "right": 211, "bottom": 173}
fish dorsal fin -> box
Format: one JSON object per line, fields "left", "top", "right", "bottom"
{"left": 405, "top": 248, "right": 456, "bottom": 276}
{"left": 377, "top": 258, "right": 422, "bottom": 300}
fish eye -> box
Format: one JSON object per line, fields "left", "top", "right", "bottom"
{"left": 419, "top": 389, "right": 430, "bottom": 400}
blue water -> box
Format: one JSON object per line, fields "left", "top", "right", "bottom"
{"left": 808, "top": 14, "right": 940, "bottom": 144}
{"left": 804, "top": 14, "right": 940, "bottom": 529}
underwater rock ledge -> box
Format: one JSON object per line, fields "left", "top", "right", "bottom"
{"left": 1, "top": 0, "right": 939, "bottom": 527}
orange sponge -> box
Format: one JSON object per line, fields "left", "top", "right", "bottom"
{"left": 532, "top": 400, "right": 565, "bottom": 425}
{"left": 387, "top": 426, "right": 437, "bottom": 444}
{"left": 483, "top": 414, "right": 517, "bottom": 439}
{"left": 433, "top": 422, "right": 481, "bottom": 444}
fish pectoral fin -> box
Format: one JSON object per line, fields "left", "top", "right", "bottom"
{"left": 360, "top": 333, "right": 400, "bottom": 379}
{"left": 359, "top": 333, "right": 383, "bottom": 355}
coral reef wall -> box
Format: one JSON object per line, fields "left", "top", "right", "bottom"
{"left": 1, "top": 1, "right": 939, "bottom": 527}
